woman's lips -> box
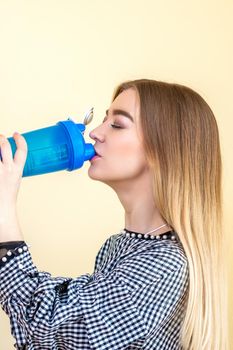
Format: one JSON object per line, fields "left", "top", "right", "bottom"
{"left": 90, "top": 154, "right": 101, "bottom": 162}
{"left": 94, "top": 148, "right": 101, "bottom": 157}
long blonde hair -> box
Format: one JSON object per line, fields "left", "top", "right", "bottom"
{"left": 112, "top": 79, "right": 229, "bottom": 349}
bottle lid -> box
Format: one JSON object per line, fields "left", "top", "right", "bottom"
{"left": 57, "top": 120, "right": 95, "bottom": 170}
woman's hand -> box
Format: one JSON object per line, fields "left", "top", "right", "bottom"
{"left": 0, "top": 132, "right": 27, "bottom": 221}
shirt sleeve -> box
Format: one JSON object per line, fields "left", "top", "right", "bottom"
{"left": 0, "top": 243, "right": 147, "bottom": 350}
{"left": 0, "top": 241, "right": 25, "bottom": 261}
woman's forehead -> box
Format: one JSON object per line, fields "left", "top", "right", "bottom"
{"left": 111, "top": 88, "right": 140, "bottom": 122}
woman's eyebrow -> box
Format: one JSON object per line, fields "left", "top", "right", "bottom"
{"left": 105, "top": 109, "right": 134, "bottom": 122}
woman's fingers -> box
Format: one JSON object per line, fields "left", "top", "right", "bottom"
{"left": 13, "top": 133, "right": 28, "bottom": 169}
{"left": 0, "top": 135, "right": 13, "bottom": 166}
{"left": 0, "top": 133, "right": 27, "bottom": 206}
{"left": 0, "top": 133, "right": 28, "bottom": 173}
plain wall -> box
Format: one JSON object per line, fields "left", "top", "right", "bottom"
{"left": 0, "top": 1, "right": 232, "bottom": 348}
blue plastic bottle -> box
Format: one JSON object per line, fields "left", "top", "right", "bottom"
{"left": 2, "top": 117, "right": 96, "bottom": 177}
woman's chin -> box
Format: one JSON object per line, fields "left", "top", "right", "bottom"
{"left": 88, "top": 168, "right": 103, "bottom": 181}
{"left": 87, "top": 169, "right": 112, "bottom": 186}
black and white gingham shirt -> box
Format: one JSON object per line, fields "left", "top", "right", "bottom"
{"left": 0, "top": 230, "right": 189, "bottom": 349}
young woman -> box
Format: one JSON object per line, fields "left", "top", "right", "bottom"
{"left": 0, "top": 79, "right": 228, "bottom": 349}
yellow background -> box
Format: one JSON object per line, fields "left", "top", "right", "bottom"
{"left": 0, "top": 1, "right": 232, "bottom": 348}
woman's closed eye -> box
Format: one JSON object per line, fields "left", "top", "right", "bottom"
{"left": 111, "top": 123, "right": 122, "bottom": 129}
{"left": 102, "top": 116, "right": 123, "bottom": 129}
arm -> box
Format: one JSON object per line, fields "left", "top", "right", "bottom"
{"left": 0, "top": 203, "right": 24, "bottom": 262}
{"left": 0, "top": 211, "right": 24, "bottom": 243}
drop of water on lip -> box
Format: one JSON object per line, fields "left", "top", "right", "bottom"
{"left": 83, "top": 107, "right": 94, "bottom": 125}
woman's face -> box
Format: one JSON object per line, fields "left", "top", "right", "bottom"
{"left": 88, "top": 88, "right": 149, "bottom": 187}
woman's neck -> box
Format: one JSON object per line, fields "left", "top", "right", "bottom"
{"left": 112, "top": 176, "right": 172, "bottom": 235}
{"left": 124, "top": 204, "right": 171, "bottom": 235}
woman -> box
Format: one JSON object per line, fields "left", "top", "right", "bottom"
{"left": 0, "top": 79, "right": 228, "bottom": 349}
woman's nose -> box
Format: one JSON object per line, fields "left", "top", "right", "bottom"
{"left": 89, "top": 125, "right": 105, "bottom": 142}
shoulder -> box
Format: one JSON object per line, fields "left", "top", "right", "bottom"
{"left": 116, "top": 240, "right": 189, "bottom": 292}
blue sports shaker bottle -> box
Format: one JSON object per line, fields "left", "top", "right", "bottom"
{"left": 1, "top": 109, "right": 96, "bottom": 177}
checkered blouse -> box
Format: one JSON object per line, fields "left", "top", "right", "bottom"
{"left": 0, "top": 230, "right": 189, "bottom": 349}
